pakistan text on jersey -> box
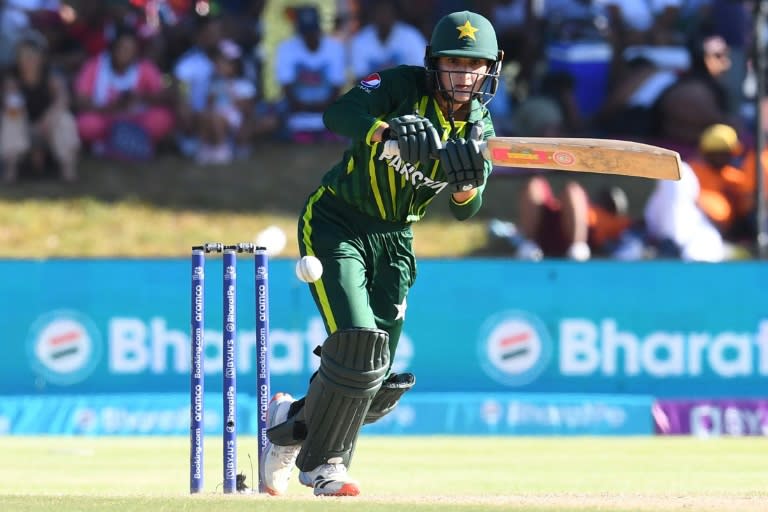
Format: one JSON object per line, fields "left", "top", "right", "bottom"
{"left": 378, "top": 153, "right": 448, "bottom": 194}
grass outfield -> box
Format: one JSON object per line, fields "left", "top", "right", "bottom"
{"left": 0, "top": 437, "right": 766, "bottom": 511}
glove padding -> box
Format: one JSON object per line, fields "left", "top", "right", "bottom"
{"left": 387, "top": 114, "right": 441, "bottom": 168}
{"left": 439, "top": 137, "right": 486, "bottom": 193}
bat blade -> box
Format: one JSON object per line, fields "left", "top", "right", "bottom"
{"left": 484, "top": 137, "right": 681, "bottom": 180}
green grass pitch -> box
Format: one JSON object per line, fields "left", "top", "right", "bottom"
{"left": 0, "top": 436, "right": 766, "bottom": 511}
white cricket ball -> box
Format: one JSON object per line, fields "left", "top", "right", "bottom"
{"left": 296, "top": 255, "right": 323, "bottom": 283}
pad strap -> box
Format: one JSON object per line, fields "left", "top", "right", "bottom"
{"left": 364, "top": 372, "right": 415, "bottom": 424}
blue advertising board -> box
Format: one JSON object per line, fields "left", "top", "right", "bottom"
{"left": 0, "top": 392, "right": 653, "bottom": 436}
{"left": 1, "top": 259, "right": 766, "bottom": 398}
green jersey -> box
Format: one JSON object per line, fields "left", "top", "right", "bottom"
{"left": 321, "top": 65, "right": 495, "bottom": 223}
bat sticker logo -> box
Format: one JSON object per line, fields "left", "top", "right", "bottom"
{"left": 553, "top": 151, "right": 576, "bottom": 165}
{"left": 492, "top": 148, "right": 576, "bottom": 166}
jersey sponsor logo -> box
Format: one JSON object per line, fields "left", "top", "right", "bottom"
{"left": 27, "top": 310, "right": 103, "bottom": 385}
{"left": 360, "top": 72, "right": 382, "bottom": 89}
{"left": 478, "top": 310, "right": 553, "bottom": 387}
{"left": 378, "top": 152, "right": 449, "bottom": 193}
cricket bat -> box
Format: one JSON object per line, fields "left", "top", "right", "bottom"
{"left": 384, "top": 137, "right": 682, "bottom": 180}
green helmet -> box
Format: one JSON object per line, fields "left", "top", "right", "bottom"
{"left": 425, "top": 11, "right": 502, "bottom": 107}
{"left": 429, "top": 11, "right": 499, "bottom": 61}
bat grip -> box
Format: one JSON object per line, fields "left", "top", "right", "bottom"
{"left": 382, "top": 140, "right": 490, "bottom": 160}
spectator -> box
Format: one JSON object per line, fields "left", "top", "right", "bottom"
{"left": 64, "top": 1, "right": 148, "bottom": 59}
{"left": 348, "top": 0, "right": 426, "bottom": 82}
{"left": 688, "top": 123, "right": 753, "bottom": 243}
{"left": 74, "top": 26, "right": 175, "bottom": 160}
{"left": 0, "top": 0, "right": 61, "bottom": 68}
{"left": 709, "top": 0, "right": 750, "bottom": 117}
{"left": 593, "top": 56, "right": 678, "bottom": 138}
{"left": 274, "top": 5, "right": 346, "bottom": 144}
{"left": 491, "top": 91, "right": 632, "bottom": 260}
{"left": 644, "top": 160, "right": 726, "bottom": 262}
{"left": 514, "top": 177, "right": 633, "bottom": 260}
{"left": 195, "top": 39, "right": 258, "bottom": 165}
{"left": 173, "top": 15, "right": 224, "bottom": 157}
{"left": 31, "top": 2, "right": 89, "bottom": 76}
{"left": 652, "top": 33, "right": 733, "bottom": 153}
{"left": 1, "top": 33, "right": 79, "bottom": 183}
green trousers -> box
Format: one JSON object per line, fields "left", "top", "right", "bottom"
{"left": 297, "top": 186, "right": 416, "bottom": 361}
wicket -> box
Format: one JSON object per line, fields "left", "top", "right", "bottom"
{"left": 189, "top": 242, "right": 270, "bottom": 494}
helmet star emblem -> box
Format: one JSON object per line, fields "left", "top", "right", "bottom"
{"left": 456, "top": 20, "right": 478, "bottom": 40}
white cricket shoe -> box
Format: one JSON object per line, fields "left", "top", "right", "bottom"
{"left": 298, "top": 457, "right": 360, "bottom": 497}
{"left": 259, "top": 393, "right": 300, "bottom": 495}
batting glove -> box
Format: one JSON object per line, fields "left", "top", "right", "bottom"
{"left": 439, "top": 136, "right": 486, "bottom": 193}
{"left": 387, "top": 114, "right": 442, "bottom": 168}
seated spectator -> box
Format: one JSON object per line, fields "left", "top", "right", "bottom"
{"left": 31, "top": 2, "right": 90, "bottom": 77}
{"left": 173, "top": 15, "right": 224, "bottom": 157}
{"left": 644, "top": 160, "right": 726, "bottom": 262}
{"left": 348, "top": 0, "right": 426, "bottom": 82}
{"left": 593, "top": 56, "right": 678, "bottom": 138}
{"left": 1, "top": 33, "right": 79, "bottom": 183}
{"left": 195, "top": 39, "right": 260, "bottom": 165}
{"left": 688, "top": 123, "right": 754, "bottom": 243}
{"left": 491, "top": 90, "right": 632, "bottom": 260}
{"left": 74, "top": 27, "right": 175, "bottom": 161}
{"left": 651, "top": 33, "right": 733, "bottom": 154}
{"left": 64, "top": 1, "right": 149, "bottom": 59}
{"left": 514, "top": 177, "right": 633, "bottom": 260}
{"left": 274, "top": 5, "right": 347, "bottom": 144}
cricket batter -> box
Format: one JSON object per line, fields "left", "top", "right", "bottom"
{"left": 261, "top": 10, "right": 503, "bottom": 497}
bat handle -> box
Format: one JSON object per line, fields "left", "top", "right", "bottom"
{"left": 382, "top": 140, "right": 490, "bottom": 160}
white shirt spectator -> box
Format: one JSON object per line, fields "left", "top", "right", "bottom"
{"left": 275, "top": 34, "right": 346, "bottom": 132}
{"left": 594, "top": 0, "right": 682, "bottom": 31}
{"left": 349, "top": 21, "right": 426, "bottom": 80}
{"left": 644, "top": 161, "right": 725, "bottom": 262}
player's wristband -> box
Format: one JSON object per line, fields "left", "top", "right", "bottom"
{"left": 381, "top": 127, "right": 392, "bottom": 141}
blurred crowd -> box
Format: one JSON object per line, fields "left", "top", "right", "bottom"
{"left": 1, "top": 0, "right": 767, "bottom": 261}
